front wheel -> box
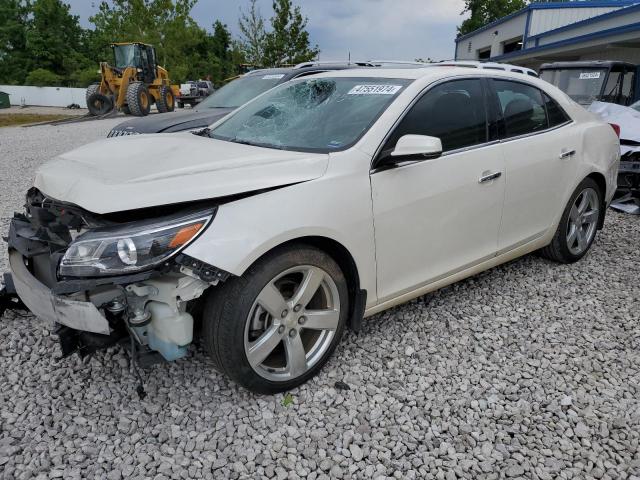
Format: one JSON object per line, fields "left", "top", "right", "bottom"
{"left": 126, "top": 81, "right": 151, "bottom": 116}
{"left": 202, "top": 245, "right": 349, "bottom": 394}
{"left": 541, "top": 178, "right": 602, "bottom": 263}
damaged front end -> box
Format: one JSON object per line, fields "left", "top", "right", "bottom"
{"left": 4, "top": 188, "right": 229, "bottom": 363}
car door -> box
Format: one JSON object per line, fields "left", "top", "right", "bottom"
{"left": 490, "top": 79, "right": 578, "bottom": 253}
{"left": 370, "top": 78, "right": 506, "bottom": 302}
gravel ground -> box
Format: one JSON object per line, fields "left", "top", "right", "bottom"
{"left": 1, "top": 121, "right": 639, "bottom": 480}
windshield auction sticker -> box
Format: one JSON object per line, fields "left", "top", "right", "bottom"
{"left": 348, "top": 85, "right": 403, "bottom": 95}
{"left": 579, "top": 72, "right": 601, "bottom": 80}
{"left": 262, "top": 74, "right": 285, "bottom": 80}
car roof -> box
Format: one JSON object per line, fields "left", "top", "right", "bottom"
{"left": 244, "top": 64, "right": 372, "bottom": 80}
{"left": 309, "top": 67, "right": 543, "bottom": 82}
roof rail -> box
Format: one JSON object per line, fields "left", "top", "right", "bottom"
{"left": 368, "top": 60, "right": 428, "bottom": 66}
{"left": 292, "top": 60, "right": 378, "bottom": 69}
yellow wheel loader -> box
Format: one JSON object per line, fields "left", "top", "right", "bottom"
{"left": 86, "top": 42, "right": 180, "bottom": 117}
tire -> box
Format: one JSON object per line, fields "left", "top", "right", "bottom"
{"left": 126, "top": 81, "right": 151, "bottom": 116}
{"left": 540, "top": 178, "right": 602, "bottom": 264}
{"left": 85, "top": 83, "right": 100, "bottom": 106}
{"left": 156, "top": 86, "right": 175, "bottom": 113}
{"left": 120, "top": 105, "right": 131, "bottom": 115}
{"left": 177, "top": 101, "right": 184, "bottom": 109}
{"left": 202, "top": 245, "right": 349, "bottom": 394}
{"left": 86, "top": 93, "right": 113, "bottom": 116}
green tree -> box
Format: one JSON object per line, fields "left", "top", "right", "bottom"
{"left": 0, "top": 0, "right": 32, "bottom": 84}
{"left": 26, "top": 0, "right": 89, "bottom": 81}
{"left": 25, "top": 67, "right": 61, "bottom": 86}
{"left": 238, "top": 0, "right": 266, "bottom": 66}
{"left": 458, "top": 0, "right": 528, "bottom": 36}
{"left": 263, "top": 0, "right": 318, "bottom": 67}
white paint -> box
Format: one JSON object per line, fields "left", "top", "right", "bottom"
{"left": 0, "top": 85, "right": 87, "bottom": 107}
{"left": 32, "top": 68, "right": 619, "bottom": 312}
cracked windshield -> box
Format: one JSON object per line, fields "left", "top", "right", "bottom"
{"left": 210, "top": 78, "right": 411, "bottom": 152}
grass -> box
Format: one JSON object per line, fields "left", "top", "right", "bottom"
{"left": 0, "top": 113, "right": 75, "bottom": 128}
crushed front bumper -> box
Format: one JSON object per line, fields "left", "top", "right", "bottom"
{"left": 8, "top": 250, "right": 110, "bottom": 334}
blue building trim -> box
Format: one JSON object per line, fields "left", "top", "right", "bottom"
{"left": 526, "top": 2, "right": 640, "bottom": 42}
{"left": 490, "top": 20, "right": 640, "bottom": 62}
{"left": 455, "top": 0, "right": 637, "bottom": 44}
{"left": 523, "top": 9, "right": 533, "bottom": 47}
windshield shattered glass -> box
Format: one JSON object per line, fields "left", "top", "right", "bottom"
{"left": 540, "top": 68, "right": 607, "bottom": 106}
{"left": 199, "top": 73, "right": 286, "bottom": 109}
{"left": 210, "top": 77, "right": 410, "bottom": 152}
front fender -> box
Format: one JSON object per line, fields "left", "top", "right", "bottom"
{"left": 183, "top": 152, "right": 378, "bottom": 306}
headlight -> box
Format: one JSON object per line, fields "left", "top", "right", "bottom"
{"left": 58, "top": 211, "right": 213, "bottom": 277}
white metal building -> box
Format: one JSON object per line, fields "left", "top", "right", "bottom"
{"left": 455, "top": 1, "right": 640, "bottom": 70}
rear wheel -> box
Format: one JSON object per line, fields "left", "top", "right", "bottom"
{"left": 126, "top": 82, "right": 151, "bottom": 116}
{"left": 541, "top": 178, "right": 602, "bottom": 263}
{"left": 156, "top": 86, "right": 175, "bottom": 113}
{"left": 202, "top": 245, "right": 349, "bottom": 394}
{"left": 177, "top": 101, "right": 184, "bottom": 109}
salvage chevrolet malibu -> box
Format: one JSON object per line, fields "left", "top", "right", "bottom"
{"left": 6, "top": 68, "right": 620, "bottom": 394}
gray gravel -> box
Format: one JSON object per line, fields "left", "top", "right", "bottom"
{"left": 1, "top": 120, "right": 640, "bottom": 480}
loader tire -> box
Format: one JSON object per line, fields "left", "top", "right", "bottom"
{"left": 156, "top": 86, "right": 175, "bottom": 113}
{"left": 85, "top": 84, "right": 101, "bottom": 113}
{"left": 126, "top": 82, "right": 151, "bottom": 116}
{"left": 86, "top": 93, "right": 113, "bottom": 116}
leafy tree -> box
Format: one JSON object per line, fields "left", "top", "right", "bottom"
{"left": 25, "top": 67, "right": 61, "bottom": 86}
{"left": 238, "top": 0, "right": 266, "bottom": 66}
{"left": 26, "top": 0, "right": 89, "bottom": 80}
{"left": 0, "top": 0, "right": 32, "bottom": 84}
{"left": 458, "top": 0, "right": 528, "bottom": 36}
{"left": 263, "top": 0, "right": 318, "bottom": 67}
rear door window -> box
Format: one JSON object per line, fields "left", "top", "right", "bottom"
{"left": 543, "top": 93, "right": 570, "bottom": 127}
{"left": 492, "top": 80, "right": 548, "bottom": 138}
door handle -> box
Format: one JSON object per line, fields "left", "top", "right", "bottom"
{"left": 559, "top": 149, "right": 576, "bottom": 159}
{"left": 478, "top": 171, "right": 502, "bottom": 184}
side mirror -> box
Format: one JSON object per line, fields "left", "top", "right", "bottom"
{"left": 391, "top": 134, "right": 443, "bottom": 159}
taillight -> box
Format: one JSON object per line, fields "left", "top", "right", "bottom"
{"left": 610, "top": 123, "right": 621, "bottom": 138}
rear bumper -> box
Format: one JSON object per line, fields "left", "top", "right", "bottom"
{"left": 8, "top": 250, "right": 110, "bottom": 335}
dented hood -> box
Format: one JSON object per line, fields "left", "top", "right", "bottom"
{"left": 34, "top": 133, "right": 329, "bottom": 214}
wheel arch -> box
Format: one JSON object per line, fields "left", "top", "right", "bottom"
{"left": 244, "top": 235, "right": 366, "bottom": 332}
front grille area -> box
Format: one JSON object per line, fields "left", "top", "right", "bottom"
{"left": 107, "top": 130, "right": 141, "bottom": 138}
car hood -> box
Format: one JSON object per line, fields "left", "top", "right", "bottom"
{"left": 34, "top": 134, "right": 329, "bottom": 214}
{"left": 110, "top": 107, "right": 234, "bottom": 134}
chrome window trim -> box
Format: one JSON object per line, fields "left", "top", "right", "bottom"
{"left": 370, "top": 75, "right": 576, "bottom": 173}
{"left": 497, "top": 119, "right": 573, "bottom": 145}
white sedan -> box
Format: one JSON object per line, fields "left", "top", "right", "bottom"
{"left": 7, "top": 68, "right": 620, "bottom": 394}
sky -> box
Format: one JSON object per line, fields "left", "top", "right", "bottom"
{"left": 69, "top": 0, "right": 467, "bottom": 62}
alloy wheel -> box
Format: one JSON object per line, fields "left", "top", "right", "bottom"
{"left": 244, "top": 265, "right": 340, "bottom": 381}
{"left": 566, "top": 187, "right": 599, "bottom": 256}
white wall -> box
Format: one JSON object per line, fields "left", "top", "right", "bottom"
{"left": 528, "top": 6, "right": 622, "bottom": 37}
{"left": 0, "top": 85, "right": 86, "bottom": 107}
{"left": 456, "top": 13, "right": 528, "bottom": 61}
